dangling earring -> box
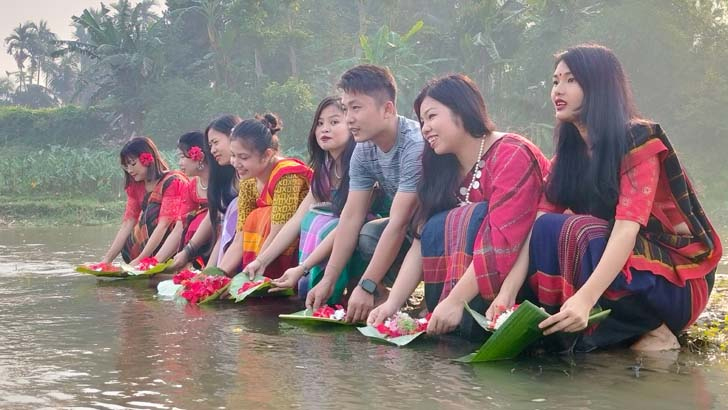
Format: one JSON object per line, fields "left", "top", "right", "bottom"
{"left": 198, "top": 163, "right": 205, "bottom": 170}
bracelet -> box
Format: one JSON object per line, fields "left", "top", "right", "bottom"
{"left": 183, "top": 243, "right": 196, "bottom": 257}
{"left": 300, "top": 262, "right": 311, "bottom": 276}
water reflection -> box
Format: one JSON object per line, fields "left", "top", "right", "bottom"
{"left": 0, "top": 226, "right": 727, "bottom": 409}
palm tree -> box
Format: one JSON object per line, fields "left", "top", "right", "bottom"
{"left": 54, "top": 0, "right": 163, "bottom": 135}
{"left": 4, "top": 22, "right": 36, "bottom": 92}
{"left": 32, "top": 20, "right": 58, "bottom": 87}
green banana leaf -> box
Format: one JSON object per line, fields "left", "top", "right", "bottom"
{"left": 278, "top": 309, "right": 361, "bottom": 326}
{"left": 120, "top": 259, "right": 174, "bottom": 277}
{"left": 229, "top": 273, "right": 294, "bottom": 302}
{"left": 201, "top": 266, "right": 226, "bottom": 276}
{"left": 456, "top": 300, "right": 611, "bottom": 363}
{"left": 75, "top": 264, "right": 127, "bottom": 277}
{"left": 357, "top": 325, "right": 425, "bottom": 347}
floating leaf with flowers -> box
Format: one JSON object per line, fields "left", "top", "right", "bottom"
{"left": 229, "top": 273, "right": 294, "bottom": 302}
{"left": 171, "top": 269, "right": 231, "bottom": 305}
{"left": 75, "top": 262, "right": 125, "bottom": 277}
{"left": 357, "top": 312, "right": 431, "bottom": 347}
{"left": 279, "top": 305, "right": 360, "bottom": 325}
{"left": 455, "top": 300, "right": 611, "bottom": 363}
{"left": 120, "top": 257, "right": 173, "bottom": 276}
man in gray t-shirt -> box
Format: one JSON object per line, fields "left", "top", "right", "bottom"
{"left": 349, "top": 115, "right": 423, "bottom": 204}
{"left": 306, "top": 65, "right": 424, "bottom": 323}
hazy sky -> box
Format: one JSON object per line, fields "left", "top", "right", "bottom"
{"left": 1, "top": 0, "right": 163, "bottom": 77}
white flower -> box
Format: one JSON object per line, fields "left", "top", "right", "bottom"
{"left": 331, "top": 308, "right": 346, "bottom": 321}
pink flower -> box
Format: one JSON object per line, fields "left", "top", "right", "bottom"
{"left": 139, "top": 152, "right": 154, "bottom": 166}
{"left": 377, "top": 312, "right": 430, "bottom": 338}
{"left": 136, "top": 256, "right": 158, "bottom": 271}
{"left": 187, "top": 146, "right": 204, "bottom": 162}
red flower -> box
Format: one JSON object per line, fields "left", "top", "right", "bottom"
{"left": 136, "top": 256, "right": 158, "bottom": 271}
{"left": 312, "top": 304, "right": 346, "bottom": 320}
{"left": 88, "top": 262, "right": 119, "bottom": 272}
{"left": 237, "top": 277, "right": 271, "bottom": 294}
{"left": 173, "top": 269, "right": 196, "bottom": 284}
{"left": 139, "top": 152, "right": 154, "bottom": 166}
{"left": 187, "top": 146, "right": 204, "bottom": 162}
{"left": 178, "top": 273, "right": 231, "bottom": 304}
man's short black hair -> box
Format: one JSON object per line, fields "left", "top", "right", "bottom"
{"left": 337, "top": 64, "right": 397, "bottom": 105}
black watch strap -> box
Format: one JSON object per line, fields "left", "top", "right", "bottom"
{"left": 359, "top": 279, "right": 378, "bottom": 296}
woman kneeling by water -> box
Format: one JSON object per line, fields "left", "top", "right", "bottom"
{"left": 512, "top": 44, "right": 722, "bottom": 351}
{"left": 170, "top": 115, "right": 240, "bottom": 271}
{"left": 244, "top": 97, "right": 372, "bottom": 303}
{"left": 368, "top": 74, "right": 550, "bottom": 338}
{"left": 101, "top": 137, "right": 187, "bottom": 265}
{"left": 217, "top": 114, "right": 313, "bottom": 278}
{"left": 154, "top": 131, "right": 212, "bottom": 266}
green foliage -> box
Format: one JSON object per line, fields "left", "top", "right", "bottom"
{"left": 259, "top": 78, "right": 315, "bottom": 154}
{"left": 141, "top": 78, "right": 247, "bottom": 146}
{"left": 0, "top": 146, "right": 124, "bottom": 197}
{"left": 0, "top": 105, "right": 110, "bottom": 146}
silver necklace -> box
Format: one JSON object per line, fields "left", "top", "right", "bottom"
{"left": 332, "top": 160, "right": 342, "bottom": 180}
{"left": 458, "top": 137, "right": 487, "bottom": 206}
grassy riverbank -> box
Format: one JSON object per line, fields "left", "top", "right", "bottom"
{"left": 0, "top": 195, "right": 124, "bottom": 227}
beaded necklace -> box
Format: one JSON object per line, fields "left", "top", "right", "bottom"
{"left": 458, "top": 136, "right": 487, "bottom": 206}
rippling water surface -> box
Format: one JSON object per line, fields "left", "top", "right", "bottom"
{"left": 1, "top": 226, "right": 727, "bottom": 410}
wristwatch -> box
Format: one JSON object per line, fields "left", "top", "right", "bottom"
{"left": 301, "top": 262, "right": 311, "bottom": 277}
{"left": 359, "top": 278, "right": 378, "bottom": 296}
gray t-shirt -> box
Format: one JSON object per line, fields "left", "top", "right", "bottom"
{"left": 349, "top": 115, "right": 424, "bottom": 204}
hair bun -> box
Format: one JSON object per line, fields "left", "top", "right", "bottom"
{"left": 257, "top": 113, "right": 282, "bottom": 135}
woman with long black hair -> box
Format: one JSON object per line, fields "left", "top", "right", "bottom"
{"left": 101, "top": 137, "right": 187, "bottom": 265}
{"left": 243, "top": 97, "right": 363, "bottom": 303}
{"left": 368, "top": 74, "right": 550, "bottom": 337}
{"left": 518, "top": 44, "right": 721, "bottom": 351}
{"left": 170, "top": 115, "right": 240, "bottom": 270}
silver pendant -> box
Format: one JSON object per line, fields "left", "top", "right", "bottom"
{"left": 459, "top": 186, "right": 469, "bottom": 196}
{"left": 474, "top": 170, "right": 482, "bottom": 179}
{"left": 472, "top": 180, "right": 480, "bottom": 190}
{"left": 478, "top": 160, "right": 485, "bottom": 168}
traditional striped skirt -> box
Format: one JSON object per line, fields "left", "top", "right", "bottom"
{"left": 421, "top": 202, "right": 490, "bottom": 339}
{"left": 295, "top": 206, "right": 366, "bottom": 304}
{"left": 527, "top": 213, "right": 714, "bottom": 350}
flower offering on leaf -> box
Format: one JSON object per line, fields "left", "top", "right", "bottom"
{"left": 139, "top": 152, "right": 154, "bottom": 166}
{"left": 488, "top": 305, "right": 519, "bottom": 330}
{"left": 88, "top": 262, "right": 120, "bottom": 272}
{"left": 179, "top": 273, "right": 231, "bottom": 304}
{"left": 312, "top": 305, "right": 346, "bottom": 321}
{"left": 173, "top": 269, "right": 196, "bottom": 284}
{"left": 238, "top": 277, "right": 271, "bottom": 294}
{"left": 376, "top": 312, "right": 431, "bottom": 338}
{"left": 187, "top": 146, "right": 204, "bottom": 162}
{"left": 136, "top": 256, "right": 158, "bottom": 271}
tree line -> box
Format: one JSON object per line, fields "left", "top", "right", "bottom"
{"left": 2, "top": 0, "right": 727, "bottom": 164}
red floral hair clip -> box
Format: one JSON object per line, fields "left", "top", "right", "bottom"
{"left": 139, "top": 152, "right": 154, "bottom": 166}
{"left": 187, "top": 146, "right": 204, "bottom": 162}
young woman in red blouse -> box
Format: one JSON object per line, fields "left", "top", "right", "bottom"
{"left": 504, "top": 44, "right": 722, "bottom": 352}
{"left": 101, "top": 137, "right": 187, "bottom": 265}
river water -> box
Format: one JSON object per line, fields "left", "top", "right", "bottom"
{"left": 1, "top": 226, "right": 727, "bottom": 410}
